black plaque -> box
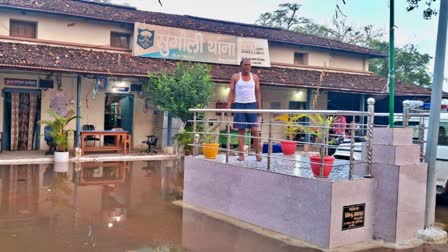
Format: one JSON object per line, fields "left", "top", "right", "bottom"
{"left": 342, "top": 203, "right": 365, "bottom": 231}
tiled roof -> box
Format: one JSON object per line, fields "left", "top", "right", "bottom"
{"left": 0, "top": 42, "right": 430, "bottom": 96}
{"left": 0, "top": 0, "right": 384, "bottom": 57}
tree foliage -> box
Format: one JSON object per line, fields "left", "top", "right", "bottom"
{"left": 256, "top": 3, "right": 308, "bottom": 30}
{"left": 145, "top": 62, "right": 214, "bottom": 122}
{"left": 406, "top": 0, "right": 438, "bottom": 19}
{"left": 337, "top": 0, "right": 439, "bottom": 20}
{"left": 257, "top": 3, "right": 383, "bottom": 48}
{"left": 256, "top": 2, "right": 433, "bottom": 86}
{"left": 369, "top": 42, "right": 432, "bottom": 86}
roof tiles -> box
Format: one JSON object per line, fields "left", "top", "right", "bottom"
{"left": 0, "top": 42, "right": 430, "bottom": 96}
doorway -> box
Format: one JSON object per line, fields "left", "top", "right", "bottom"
{"left": 2, "top": 88, "right": 41, "bottom": 151}
{"left": 104, "top": 93, "right": 134, "bottom": 144}
{"left": 288, "top": 101, "right": 306, "bottom": 110}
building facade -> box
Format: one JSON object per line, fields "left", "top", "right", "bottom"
{"left": 0, "top": 0, "right": 432, "bottom": 151}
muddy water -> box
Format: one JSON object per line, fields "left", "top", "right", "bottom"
{"left": 2, "top": 161, "right": 448, "bottom": 251}
{"left": 0, "top": 161, "right": 319, "bottom": 252}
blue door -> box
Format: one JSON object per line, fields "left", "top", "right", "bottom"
{"left": 120, "top": 94, "right": 134, "bottom": 134}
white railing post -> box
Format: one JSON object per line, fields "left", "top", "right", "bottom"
{"left": 364, "top": 98, "right": 375, "bottom": 178}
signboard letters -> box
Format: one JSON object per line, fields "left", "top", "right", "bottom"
{"left": 133, "top": 23, "right": 271, "bottom": 67}
{"left": 342, "top": 203, "right": 365, "bottom": 231}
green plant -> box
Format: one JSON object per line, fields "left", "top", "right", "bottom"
{"left": 300, "top": 114, "right": 335, "bottom": 144}
{"left": 275, "top": 113, "right": 335, "bottom": 145}
{"left": 38, "top": 110, "right": 79, "bottom": 152}
{"left": 274, "top": 114, "right": 304, "bottom": 140}
{"left": 173, "top": 127, "right": 194, "bottom": 154}
{"left": 145, "top": 62, "right": 214, "bottom": 123}
{"left": 201, "top": 132, "right": 216, "bottom": 144}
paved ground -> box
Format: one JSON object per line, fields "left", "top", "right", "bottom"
{"left": 0, "top": 150, "right": 177, "bottom": 164}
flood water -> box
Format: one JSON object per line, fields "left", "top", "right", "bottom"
{"left": 1, "top": 160, "right": 448, "bottom": 251}
{"left": 0, "top": 161, "right": 321, "bottom": 252}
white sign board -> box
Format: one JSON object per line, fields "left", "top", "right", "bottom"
{"left": 133, "top": 23, "right": 271, "bottom": 67}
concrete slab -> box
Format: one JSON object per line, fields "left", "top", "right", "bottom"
{"left": 0, "top": 150, "right": 177, "bottom": 164}
{"left": 416, "top": 227, "right": 447, "bottom": 242}
{"left": 184, "top": 156, "right": 375, "bottom": 249}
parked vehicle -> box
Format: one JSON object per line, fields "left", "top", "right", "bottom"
{"left": 332, "top": 136, "right": 366, "bottom": 161}
{"left": 332, "top": 101, "right": 448, "bottom": 196}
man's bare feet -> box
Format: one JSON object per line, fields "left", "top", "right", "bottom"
{"left": 256, "top": 153, "right": 262, "bottom": 162}
{"left": 237, "top": 154, "right": 244, "bottom": 161}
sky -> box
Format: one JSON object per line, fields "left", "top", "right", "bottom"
{"left": 114, "top": 0, "right": 444, "bottom": 86}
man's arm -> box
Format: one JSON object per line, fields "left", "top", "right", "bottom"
{"left": 254, "top": 74, "right": 261, "bottom": 109}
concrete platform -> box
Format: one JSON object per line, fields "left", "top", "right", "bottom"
{"left": 0, "top": 150, "right": 177, "bottom": 164}
{"left": 184, "top": 156, "right": 375, "bottom": 249}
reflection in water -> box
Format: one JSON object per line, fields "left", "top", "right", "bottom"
{"left": 4, "top": 160, "right": 441, "bottom": 251}
{"left": 0, "top": 165, "right": 39, "bottom": 218}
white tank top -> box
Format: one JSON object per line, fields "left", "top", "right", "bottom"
{"left": 234, "top": 72, "right": 256, "bottom": 103}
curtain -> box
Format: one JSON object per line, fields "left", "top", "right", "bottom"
{"left": 10, "top": 92, "right": 39, "bottom": 151}
{"left": 17, "top": 94, "right": 30, "bottom": 150}
{"left": 10, "top": 93, "right": 19, "bottom": 151}
{"left": 27, "top": 94, "right": 38, "bottom": 150}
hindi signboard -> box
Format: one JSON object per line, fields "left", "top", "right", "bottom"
{"left": 342, "top": 203, "right": 365, "bottom": 231}
{"left": 133, "top": 23, "right": 270, "bottom": 67}
{"left": 5, "top": 78, "right": 37, "bottom": 87}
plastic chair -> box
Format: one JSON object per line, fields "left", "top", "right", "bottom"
{"left": 44, "top": 126, "right": 56, "bottom": 155}
{"left": 146, "top": 135, "right": 158, "bottom": 153}
{"left": 82, "top": 124, "right": 100, "bottom": 146}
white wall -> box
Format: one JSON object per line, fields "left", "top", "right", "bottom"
{"left": 269, "top": 44, "right": 368, "bottom": 71}
{"left": 330, "top": 54, "right": 366, "bottom": 71}
{"left": 0, "top": 71, "right": 154, "bottom": 151}
{"left": 0, "top": 9, "right": 132, "bottom": 47}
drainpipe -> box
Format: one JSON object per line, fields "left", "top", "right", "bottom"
{"left": 76, "top": 75, "right": 81, "bottom": 148}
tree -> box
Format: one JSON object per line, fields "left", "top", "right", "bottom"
{"left": 336, "top": 0, "right": 439, "bottom": 20}
{"left": 256, "top": 3, "right": 308, "bottom": 30}
{"left": 257, "top": 3, "right": 383, "bottom": 48}
{"left": 257, "top": 2, "right": 432, "bottom": 86}
{"left": 145, "top": 62, "right": 215, "bottom": 123}
{"left": 369, "top": 42, "right": 432, "bottom": 86}
{"left": 406, "top": 0, "right": 438, "bottom": 19}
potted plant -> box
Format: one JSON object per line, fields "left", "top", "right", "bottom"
{"left": 201, "top": 130, "right": 219, "bottom": 159}
{"left": 173, "top": 127, "right": 194, "bottom": 156}
{"left": 274, "top": 114, "right": 303, "bottom": 155}
{"left": 38, "top": 110, "right": 79, "bottom": 162}
{"left": 195, "top": 122, "right": 220, "bottom": 159}
{"left": 300, "top": 114, "right": 336, "bottom": 178}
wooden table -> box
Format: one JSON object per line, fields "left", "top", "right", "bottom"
{"left": 79, "top": 161, "right": 128, "bottom": 185}
{"left": 80, "top": 130, "right": 129, "bottom": 156}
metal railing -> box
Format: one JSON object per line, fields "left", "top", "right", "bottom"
{"left": 187, "top": 98, "right": 377, "bottom": 180}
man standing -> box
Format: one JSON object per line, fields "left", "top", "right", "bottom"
{"left": 227, "top": 59, "right": 262, "bottom": 161}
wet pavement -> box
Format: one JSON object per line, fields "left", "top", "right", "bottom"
{"left": 0, "top": 160, "right": 448, "bottom": 251}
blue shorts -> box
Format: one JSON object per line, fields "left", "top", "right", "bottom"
{"left": 233, "top": 102, "right": 258, "bottom": 129}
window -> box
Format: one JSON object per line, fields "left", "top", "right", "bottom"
{"left": 439, "top": 122, "right": 448, "bottom": 146}
{"left": 294, "top": 52, "right": 308, "bottom": 65}
{"left": 110, "top": 32, "right": 130, "bottom": 48}
{"left": 10, "top": 20, "right": 37, "bottom": 38}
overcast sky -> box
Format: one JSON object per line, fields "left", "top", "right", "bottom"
{"left": 114, "top": 0, "right": 444, "bottom": 87}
